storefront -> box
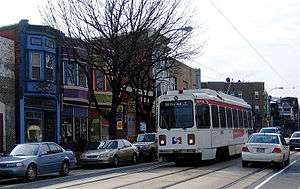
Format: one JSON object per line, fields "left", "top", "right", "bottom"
{"left": 61, "top": 105, "right": 88, "bottom": 145}
{"left": 89, "top": 109, "right": 109, "bottom": 142}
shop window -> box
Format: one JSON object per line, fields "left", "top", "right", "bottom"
{"left": 31, "top": 53, "right": 41, "bottom": 80}
{"left": 46, "top": 54, "right": 54, "bottom": 81}
{"left": 25, "top": 111, "right": 43, "bottom": 142}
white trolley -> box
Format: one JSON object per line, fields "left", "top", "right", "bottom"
{"left": 157, "top": 89, "right": 253, "bottom": 162}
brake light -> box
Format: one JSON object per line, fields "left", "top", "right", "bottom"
{"left": 272, "top": 148, "right": 282, "bottom": 153}
{"left": 188, "top": 134, "right": 195, "bottom": 145}
{"left": 242, "top": 146, "right": 250, "bottom": 152}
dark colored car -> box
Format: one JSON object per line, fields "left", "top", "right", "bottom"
{"left": 79, "top": 139, "right": 139, "bottom": 167}
{"left": 0, "top": 142, "right": 76, "bottom": 181}
{"left": 133, "top": 133, "right": 157, "bottom": 161}
{"left": 289, "top": 131, "right": 300, "bottom": 151}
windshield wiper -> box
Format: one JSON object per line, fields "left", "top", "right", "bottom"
{"left": 13, "top": 154, "right": 26, "bottom": 156}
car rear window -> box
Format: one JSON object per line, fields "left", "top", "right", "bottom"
{"left": 260, "top": 128, "right": 277, "bottom": 133}
{"left": 292, "top": 133, "right": 300, "bottom": 138}
{"left": 248, "top": 135, "right": 279, "bottom": 144}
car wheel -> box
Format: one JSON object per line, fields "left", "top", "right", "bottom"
{"left": 290, "top": 147, "right": 295, "bottom": 151}
{"left": 60, "top": 161, "right": 70, "bottom": 176}
{"left": 242, "top": 161, "right": 248, "bottom": 167}
{"left": 113, "top": 155, "right": 119, "bottom": 167}
{"left": 284, "top": 155, "right": 290, "bottom": 166}
{"left": 25, "top": 164, "right": 37, "bottom": 182}
{"left": 132, "top": 153, "right": 137, "bottom": 164}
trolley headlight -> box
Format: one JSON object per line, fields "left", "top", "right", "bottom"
{"left": 159, "top": 135, "right": 166, "bottom": 146}
{"left": 188, "top": 134, "right": 195, "bottom": 145}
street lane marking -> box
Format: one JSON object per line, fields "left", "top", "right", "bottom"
{"left": 253, "top": 160, "right": 297, "bottom": 189}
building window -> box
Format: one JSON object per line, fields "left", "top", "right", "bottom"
{"left": 255, "top": 91, "right": 259, "bottom": 99}
{"left": 170, "top": 76, "right": 177, "bottom": 90}
{"left": 46, "top": 39, "right": 54, "bottom": 48}
{"left": 255, "top": 105, "right": 259, "bottom": 112}
{"left": 31, "top": 52, "right": 41, "bottom": 80}
{"left": 30, "top": 37, "right": 42, "bottom": 46}
{"left": 96, "top": 70, "right": 105, "bottom": 91}
{"left": 64, "top": 61, "right": 77, "bottom": 86}
{"left": 45, "top": 54, "right": 54, "bottom": 81}
{"left": 183, "top": 80, "right": 189, "bottom": 90}
{"left": 238, "top": 91, "right": 243, "bottom": 99}
{"left": 78, "top": 66, "right": 87, "bottom": 87}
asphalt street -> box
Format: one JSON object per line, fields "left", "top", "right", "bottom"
{"left": 0, "top": 152, "right": 299, "bottom": 189}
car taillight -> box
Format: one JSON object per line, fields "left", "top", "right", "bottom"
{"left": 188, "top": 134, "right": 195, "bottom": 145}
{"left": 242, "top": 146, "right": 250, "bottom": 152}
{"left": 159, "top": 135, "right": 166, "bottom": 146}
{"left": 272, "top": 148, "right": 282, "bottom": 153}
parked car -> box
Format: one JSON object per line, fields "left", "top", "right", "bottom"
{"left": 242, "top": 133, "right": 290, "bottom": 168}
{"left": 79, "top": 139, "right": 139, "bottom": 167}
{"left": 259, "top": 127, "right": 281, "bottom": 134}
{"left": 0, "top": 142, "right": 76, "bottom": 181}
{"left": 289, "top": 131, "right": 300, "bottom": 151}
{"left": 133, "top": 133, "right": 157, "bottom": 161}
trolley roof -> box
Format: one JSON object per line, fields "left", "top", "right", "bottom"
{"left": 160, "top": 89, "right": 251, "bottom": 109}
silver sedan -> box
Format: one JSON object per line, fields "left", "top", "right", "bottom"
{"left": 0, "top": 142, "right": 76, "bottom": 181}
{"left": 79, "top": 139, "right": 139, "bottom": 167}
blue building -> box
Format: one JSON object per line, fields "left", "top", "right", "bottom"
{"left": 0, "top": 20, "right": 62, "bottom": 144}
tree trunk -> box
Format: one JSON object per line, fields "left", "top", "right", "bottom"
{"left": 109, "top": 87, "right": 120, "bottom": 139}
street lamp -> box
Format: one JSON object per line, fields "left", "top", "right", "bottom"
{"left": 267, "top": 87, "right": 284, "bottom": 94}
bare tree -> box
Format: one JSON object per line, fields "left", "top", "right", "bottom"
{"left": 42, "top": 0, "right": 199, "bottom": 139}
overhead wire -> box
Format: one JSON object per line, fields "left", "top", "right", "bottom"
{"left": 209, "top": 0, "right": 292, "bottom": 87}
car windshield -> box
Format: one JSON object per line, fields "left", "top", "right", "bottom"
{"left": 137, "top": 134, "right": 156, "bottom": 142}
{"left": 100, "top": 141, "right": 118, "bottom": 149}
{"left": 260, "top": 128, "right": 276, "bottom": 133}
{"left": 292, "top": 133, "right": 300, "bottom": 138}
{"left": 97, "top": 141, "right": 107, "bottom": 150}
{"left": 159, "top": 100, "right": 194, "bottom": 129}
{"left": 10, "top": 144, "right": 40, "bottom": 156}
{"left": 248, "top": 135, "right": 279, "bottom": 144}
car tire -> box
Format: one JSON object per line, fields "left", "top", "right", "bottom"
{"left": 132, "top": 153, "right": 137, "bottom": 164}
{"left": 150, "top": 149, "right": 157, "bottom": 162}
{"left": 242, "top": 161, "right": 248, "bottom": 167}
{"left": 113, "top": 155, "right": 119, "bottom": 167}
{"left": 25, "top": 164, "right": 37, "bottom": 182}
{"left": 59, "top": 161, "right": 70, "bottom": 176}
{"left": 290, "top": 147, "right": 295, "bottom": 151}
{"left": 284, "top": 155, "right": 290, "bottom": 166}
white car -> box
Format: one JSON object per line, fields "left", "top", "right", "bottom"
{"left": 242, "top": 133, "right": 290, "bottom": 168}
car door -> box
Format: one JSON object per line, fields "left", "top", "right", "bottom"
{"left": 123, "top": 140, "right": 134, "bottom": 162}
{"left": 279, "top": 135, "right": 289, "bottom": 160}
{"left": 117, "top": 141, "right": 128, "bottom": 162}
{"left": 48, "top": 143, "right": 63, "bottom": 171}
{"left": 37, "top": 144, "right": 53, "bottom": 174}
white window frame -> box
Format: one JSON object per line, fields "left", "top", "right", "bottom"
{"left": 255, "top": 91, "right": 259, "bottom": 99}
{"left": 31, "top": 52, "right": 41, "bottom": 80}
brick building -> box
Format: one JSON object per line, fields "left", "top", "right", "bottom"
{"left": 0, "top": 36, "right": 16, "bottom": 152}
{"left": 201, "top": 81, "right": 268, "bottom": 130}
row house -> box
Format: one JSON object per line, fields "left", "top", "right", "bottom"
{"left": 0, "top": 20, "right": 61, "bottom": 146}
{"left": 0, "top": 36, "right": 15, "bottom": 152}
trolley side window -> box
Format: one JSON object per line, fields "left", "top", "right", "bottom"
{"left": 244, "top": 111, "right": 248, "bottom": 128}
{"left": 159, "top": 100, "right": 194, "bottom": 129}
{"left": 196, "top": 104, "right": 210, "bottom": 129}
{"left": 233, "top": 109, "right": 238, "bottom": 128}
{"left": 226, "top": 108, "right": 233, "bottom": 128}
{"left": 219, "top": 107, "right": 226, "bottom": 128}
{"left": 238, "top": 110, "right": 243, "bottom": 128}
{"left": 211, "top": 105, "right": 220, "bottom": 128}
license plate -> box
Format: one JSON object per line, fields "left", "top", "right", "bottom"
{"left": 256, "top": 148, "right": 265, "bottom": 153}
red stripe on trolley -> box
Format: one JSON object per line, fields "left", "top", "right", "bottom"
{"left": 195, "top": 99, "right": 247, "bottom": 111}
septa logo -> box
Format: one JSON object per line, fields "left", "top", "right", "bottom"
{"left": 172, "top": 137, "right": 182, "bottom": 144}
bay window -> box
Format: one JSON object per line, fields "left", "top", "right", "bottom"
{"left": 31, "top": 53, "right": 41, "bottom": 80}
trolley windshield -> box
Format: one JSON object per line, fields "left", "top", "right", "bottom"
{"left": 159, "top": 100, "right": 194, "bottom": 129}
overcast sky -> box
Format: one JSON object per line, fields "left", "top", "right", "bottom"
{"left": 0, "top": 0, "right": 299, "bottom": 98}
